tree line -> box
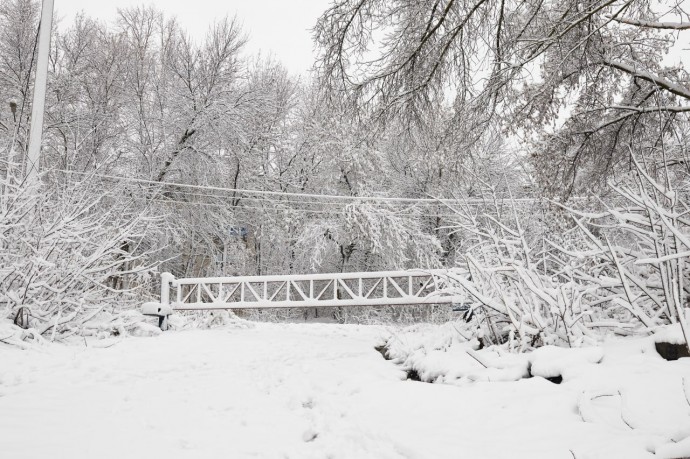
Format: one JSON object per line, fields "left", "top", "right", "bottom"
{"left": 1, "top": 0, "right": 688, "bottom": 345}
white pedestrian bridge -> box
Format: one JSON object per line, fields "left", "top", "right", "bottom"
{"left": 143, "top": 269, "right": 465, "bottom": 328}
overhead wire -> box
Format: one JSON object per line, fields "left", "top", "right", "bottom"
{"left": 51, "top": 168, "right": 542, "bottom": 205}
{"left": 50, "top": 168, "right": 549, "bottom": 223}
{"left": 127, "top": 196, "right": 471, "bottom": 219}
{"left": 151, "top": 190, "right": 464, "bottom": 215}
{"left": 141, "top": 187, "right": 438, "bottom": 210}
{"left": 83, "top": 180, "right": 489, "bottom": 218}
{"left": 85, "top": 177, "right": 454, "bottom": 213}
{"left": 71, "top": 173, "right": 472, "bottom": 219}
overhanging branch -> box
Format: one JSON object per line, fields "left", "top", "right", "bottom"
{"left": 608, "top": 16, "right": 690, "bottom": 30}
{"left": 603, "top": 58, "right": 690, "bottom": 101}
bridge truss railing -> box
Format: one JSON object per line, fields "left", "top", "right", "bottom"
{"left": 143, "top": 269, "right": 465, "bottom": 328}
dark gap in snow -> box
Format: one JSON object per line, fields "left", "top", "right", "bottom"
{"left": 375, "top": 343, "right": 426, "bottom": 382}
{"left": 526, "top": 362, "right": 560, "bottom": 384}
{"left": 374, "top": 344, "right": 391, "bottom": 360}
{"left": 525, "top": 362, "right": 533, "bottom": 379}
{"left": 655, "top": 342, "right": 690, "bottom": 361}
{"left": 405, "top": 368, "right": 422, "bottom": 382}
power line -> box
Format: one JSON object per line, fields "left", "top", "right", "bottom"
{"left": 70, "top": 173, "right": 450, "bottom": 210}
{"left": 52, "top": 168, "right": 542, "bottom": 205}
{"left": 53, "top": 172, "right": 480, "bottom": 217}
{"left": 145, "top": 189, "right": 461, "bottom": 212}
{"left": 62, "top": 173, "right": 491, "bottom": 217}
{"left": 135, "top": 187, "right": 436, "bottom": 209}
{"left": 130, "top": 196, "right": 471, "bottom": 219}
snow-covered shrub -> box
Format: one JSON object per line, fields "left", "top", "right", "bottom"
{"left": 331, "top": 304, "right": 455, "bottom": 325}
{"left": 560, "top": 156, "right": 690, "bottom": 350}
{"left": 444, "top": 158, "right": 690, "bottom": 352}
{"left": 0, "top": 175, "right": 161, "bottom": 339}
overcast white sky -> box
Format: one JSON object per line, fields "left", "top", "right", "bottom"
{"left": 54, "top": 0, "right": 330, "bottom": 75}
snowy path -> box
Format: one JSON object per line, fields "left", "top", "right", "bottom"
{"left": 0, "top": 323, "right": 687, "bottom": 458}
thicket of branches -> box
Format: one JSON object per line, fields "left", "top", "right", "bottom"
{"left": 436, "top": 156, "right": 690, "bottom": 350}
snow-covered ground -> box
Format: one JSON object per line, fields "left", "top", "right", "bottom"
{"left": 1, "top": 322, "right": 689, "bottom": 459}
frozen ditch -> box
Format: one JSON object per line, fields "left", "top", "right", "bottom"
{"left": 376, "top": 331, "right": 603, "bottom": 385}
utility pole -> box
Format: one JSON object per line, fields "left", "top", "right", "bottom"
{"left": 25, "top": 0, "right": 54, "bottom": 182}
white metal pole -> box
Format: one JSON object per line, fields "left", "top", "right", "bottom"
{"left": 159, "top": 272, "right": 174, "bottom": 330}
{"left": 25, "top": 0, "right": 54, "bottom": 182}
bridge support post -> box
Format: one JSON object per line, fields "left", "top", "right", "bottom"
{"left": 158, "top": 272, "right": 174, "bottom": 330}
{"left": 141, "top": 272, "right": 175, "bottom": 329}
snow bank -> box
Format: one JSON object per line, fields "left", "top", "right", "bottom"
{"left": 653, "top": 323, "right": 689, "bottom": 346}
{"left": 529, "top": 345, "right": 603, "bottom": 379}
{"left": 0, "top": 310, "right": 165, "bottom": 345}
{"left": 0, "top": 321, "right": 46, "bottom": 349}
{"left": 382, "top": 323, "right": 690, "bottom": 457}
{"left": 384, "top": 323, "right": 531, "bottom": 383}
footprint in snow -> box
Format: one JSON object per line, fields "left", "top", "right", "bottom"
{"left": 302, "top": 429, "right": 318, "bottom": 442}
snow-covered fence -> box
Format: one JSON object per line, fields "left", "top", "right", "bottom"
{"left": 143, "top": 270, "right": 465, "bottom": 329}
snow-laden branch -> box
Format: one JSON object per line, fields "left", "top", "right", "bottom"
{"left": 603, "top": 58, "right": 690, "bottom": 101}
{"left": 608, "top": 16, "right": 690, "bottom": 30}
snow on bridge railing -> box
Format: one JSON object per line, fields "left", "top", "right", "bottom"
{"left": 143, "top": 269, "right": 466, "bottom": 330}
